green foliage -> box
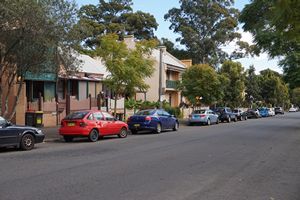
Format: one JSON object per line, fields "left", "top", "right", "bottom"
{"left": 164, "top": 0, "right": 241, "bottom": 66}
{"left": 75, "top": 0, "right": 158, "bottom": 50}
{"left": 258, "top": 69, "right": 290, "bottom": 106}
{"left": 291, "top": 87, "right": 300, "bottom": 107}
{"left": 244, "top": 65, "right": 261, "bottom": 105}
{"left": 180, "top": 64, "right": 223, "bottom": 106}
{"left": 97, "top": 34, "right": 157, "bottom": 115}
{"left": 240, "top": 0, "right": 300, "bottom": 88}
{"left": 160, "top": 38, "right": 190, "bottom": 60}
{"left": 219, "top": 61, "right": 245, "bottom": 108}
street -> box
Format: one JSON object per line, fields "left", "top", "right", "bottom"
{"left": 1, "top": 113, "right": 300, "bottom": 200}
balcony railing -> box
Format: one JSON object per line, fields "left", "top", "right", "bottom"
{"left": 166, "top": 80, "right": 177, "bottom": 89}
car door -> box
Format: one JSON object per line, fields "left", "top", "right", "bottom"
{"left": 102, "top": 112, "right": 118, "bottom": 134}
{"left": 157, "top": 110, "right": 168, "bottom": 130}
{"left": 163, "top": 110, "right": 174, "bottom": 129}
{"left": 0, "top": 118, "right": 18, "bottom": 146}
{"left": 93, "top": 112, "right": 108, "bottom": 135}
{"left": 208, "top": 110, "right": 217, "bottom": 123}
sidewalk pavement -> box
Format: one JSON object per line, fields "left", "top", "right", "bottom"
{"left": 41, "top": 119, "right": 189, "bottom": 142}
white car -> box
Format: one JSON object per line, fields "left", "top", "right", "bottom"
{"left": 267, "top": 108, "right": 275, "bottom": 116}
{"left": 289, "top": 107, "right": 297, "bottom": 112}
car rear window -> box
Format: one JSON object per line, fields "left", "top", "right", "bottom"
{"left": 64, "top": 112, "right": 89, "bottom": 120}
{"left": 193, "top": 110, "right": 205, "bottom": 114}
{"left": 135, "top": 110, "right": 155, "bottom": 116}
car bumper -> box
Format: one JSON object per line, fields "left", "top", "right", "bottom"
{"left": 189, "top": 118, "right": 207, "bottom": 123}
{"left": 128, "top": 122, "right": 156, "bottom": 131}
{"left": 59, "top": 127, "right": 91, "bottom": 136}
{"left": 35, "top": 134, "right": 45, "bottom": 143}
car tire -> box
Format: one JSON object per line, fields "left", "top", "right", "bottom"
{"left": 130, "top": 129, "right": 138, "bottom": 135}
{"left": 173, "top": 122, "right": 179, "bottom": 131}
{"left": 20, "top": 134, "right": 35, "bottom": 151}
{"left": 216, "top": 118, "right": 219, "bottom": 124}
{"left": 155, "top": 123, "right": 162, "bottom": 134}
{"left": 207, "top": 119, "right": 211, "bottom": 126}
{"left": 118, "top": 128, "right": 128, "bottom": 138}
{"left": 227, "top": 117, "right": 231, "bottom": 123}
{"left": 88, "top": 129, "right": 99, "bottom": 142}
{"left": 234, "top": 116, "right": 237, "bottom": 122}
{"left": 63, "top": 136, "right": 73, "bottom": 142}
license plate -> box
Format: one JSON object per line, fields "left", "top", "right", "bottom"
{"left": 134, "top": 124, "right": 140, "bottom": 127}
{"left": 68, "top": 122, "right": 75, "bottom": 126}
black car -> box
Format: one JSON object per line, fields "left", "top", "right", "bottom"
{"left": 0, "top": 116, "right": 45, "bottom": 150}
{"left": 274, "top": 107, "right": 284, "bottom": 115}
{"left": 233, "top": 109, "right": 248, "bottom": 121}
{"left": 213, "top": 107, "right": 237, "bottom": 123}
{"left": 246, "top": 109, "right": 261, "bottom": 118}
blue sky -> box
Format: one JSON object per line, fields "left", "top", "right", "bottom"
{"left": 75, "top": 0, "right": 282, "bottom": 73}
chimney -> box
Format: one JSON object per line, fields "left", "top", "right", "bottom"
{"left": 123, "top": 35, "right": 135, "bottom": 49}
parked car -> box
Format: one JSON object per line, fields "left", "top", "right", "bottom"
{"left": 246, "top": 109, "right": 261, "bottom": 119}
{"left": 213, "top": 107, "right": 237, "bottom": 123}
{"left": 188, "top": 109, "right": 219, "bottom": 125}
{"left": 0, "top": 116, "right": 45, "bottom": 150}
{"left": 267, "top": 108, "right": 275, "bottom": 116}
{"left": 59, "top": 110, "right": 128, "bottom": 142}
{"left": 127, "top": 109, "right": 179, "bottom": 134}
{"left": 289, "top": 107, "right": 297, "bottom": 112}
{"left": 233, "top": 109, "right": 248, "bottom": 121}
{"left": 259, "top": 107, "right": 269, "bottom": 117}
{"left": 274, "top": 107, "right": 284, "bottom": 115}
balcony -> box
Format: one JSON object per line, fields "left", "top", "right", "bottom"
{"left": 166, "top": 80, "right": 178, "bottom": 89}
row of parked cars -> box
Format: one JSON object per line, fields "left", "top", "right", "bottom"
{"left": 0, "top": 106, "right": 294, "bottom": 151}
{"left": 188, "top": 107, "right": 285, "bottom": 125}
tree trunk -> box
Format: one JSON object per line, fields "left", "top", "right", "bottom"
{"left": 7, "top": 79, "right": 23, "bottom": 121}
{"left": 114, "top": 94, "right": 117, "bottom": 118}
{"left": 3, "top": 72, "right": 16, "bottom": 118}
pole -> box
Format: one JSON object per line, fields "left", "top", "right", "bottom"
{"left": 158, "top": 47, "right": 164, "bottom": 109}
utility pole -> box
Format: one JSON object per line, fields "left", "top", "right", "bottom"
{"left": 158, "top": 46, "right": 165, "bottom": 109}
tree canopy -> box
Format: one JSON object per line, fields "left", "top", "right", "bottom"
{"left": 95, "top": 34, "right": 157, "bottom": 116}
{"left": 164, "top": 0, "right": 241, "bottom": 66}
{"left": 180, "top": 64, "right": 223, "bottom": 106}
{"left": 75, "top": 0, "right": 158, "bottom": 50}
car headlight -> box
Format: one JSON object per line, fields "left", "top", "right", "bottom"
{"left": 36, "top": 129, "right": 42, "bottom": 134}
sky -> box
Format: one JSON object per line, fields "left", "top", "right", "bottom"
{"left": 75, "top": 0, "right": 282, "bottom": 74}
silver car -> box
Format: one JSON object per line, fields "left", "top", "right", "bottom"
{"left": 188, "top": 109, "right": 219, "bottom": 126}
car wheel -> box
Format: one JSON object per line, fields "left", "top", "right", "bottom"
{"left": 245, "top": 116, "right": 248, "bottom": 120}
{"left": 88, "top": 129, "right": 99, "bottom": 142}
{"left": 63, "top": 136, "right": 73, "bottom": 142}
{"left": 207, "top": 119, "right": 211, "bottom": 126}
{"left": 155, "top": 123, "right": 162, "bottom": 134}
{"left": 173, "top": 122, "right": 179, "bottom": 131}
{"left": 234, "top": 116, "right": 237, "bottom": 122}
{"left": 20, "top": 134, "right": 35, "bottom": 151}
{"left": 216, "top": 118, "right": 219, "bottom": 124}
{"left": 227, "top": 117, "right": 231, "bottom": 123}
{"left": 118, "top": 128, "right": 128, "bottom": 138}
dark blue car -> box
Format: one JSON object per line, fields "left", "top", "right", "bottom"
{"left": 127, "top": 109, "right": 179, "bottom": 134}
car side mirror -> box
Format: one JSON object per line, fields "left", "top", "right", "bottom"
{"left": 170, "top": 115, "right": 175, "bottom": 118}
{"left": 6, "top": 121, "right": 12, "bottom": 127}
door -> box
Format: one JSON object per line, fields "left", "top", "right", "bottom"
{"left": 0, "top": 118, "right": 18, "bottom": 146}
{"left": 102, "top": 112, "right": 118, "bottom": 134}
{"left": 93, "top": 112, "right": 109, "bottom": 135}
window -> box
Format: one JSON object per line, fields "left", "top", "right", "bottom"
{"left": 64, "top": 111, "right": 89, "bottom": 120}
{"left": 87, "top": 114, "right": 94, "bottom": 120}
{"left": 94, "top": 112, "right": 104, "bottom": 120}
{"left": 162, "top": 111, "right": 170, "bottom": 116}
{"left": 0, "top": 117, "right": 6, "bottom": 126}
{"left": 102, "top": 112, "right": 114, "bottom": 121}
{"left": 136, "top": 110, "right": 155, "bottom": 116}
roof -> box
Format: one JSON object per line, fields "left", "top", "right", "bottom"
{"left": 152, "top": 49, "right": 186, "bottom": 70}
{"left": 75, "top": 53, "right": 110, "bottom": 78}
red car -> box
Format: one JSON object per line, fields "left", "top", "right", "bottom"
{"left": 59, "top": 110, "right": 128, "bottom": 142}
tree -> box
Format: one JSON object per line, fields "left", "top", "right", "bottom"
{"left": 240, "top": 0, "right": 300, "bottom": 88}
{"left": 258, "top": 69, "right": 289, "bottom": 107}
{"left": 164, "top": 0, "right": 241, "bottom": 65}
{"left": 291, "top": 87, "right": 300, "bottom": 107}
{"left": 95, "top": 34, "right": 157, "bottom": 117}
{"left": 160, "top": 38, "right": 190, "bottom": 60}
{"left": 219, "top": 61, "right": 245, "bottom": 108}
{"left": 180, "top": 64, "right": 223, "bottom": 107}
{"left": 75, "top": 0, "right": 158, "bottom": 50}
{"left": 244, "top": 65, "right": 261, "bottom": 106}
{"left": 0, "top": 0, "right": 79, "bottom": 120}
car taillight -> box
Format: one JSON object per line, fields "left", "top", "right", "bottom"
{"left": 145, "top": 116, "right": 151, "bottom": 122}
{"left": 79, "top": 122, "right": 87, "bottom": 127}
{"left": 127, "top": 117, "right": 131, "bottom": 123}
{"left": 200, "top": 114, "right": 206, "bottom": 118}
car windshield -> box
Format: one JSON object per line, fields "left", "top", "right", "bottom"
{"left": 64, "top": 111, "right": 89, "bottom": 120}
{"left": 135, "top": 110, "right": 155, "bottom": 116}
{"left": 193, "top": 110, "right": 205, "bottom": 114}
{"left": 233, "top": 109, "right": 239, "bottom": 113}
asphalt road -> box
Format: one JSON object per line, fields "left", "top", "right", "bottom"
{"left": 1, "top": 112, "right": 300, "bottom": 200}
